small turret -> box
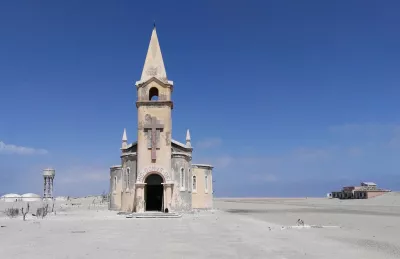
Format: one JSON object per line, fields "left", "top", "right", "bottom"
{"left": 186, "top": 129, "right": 191, "bottom": 148}
{"left": 122, "top": 128, "right": 128, "bottom": 149}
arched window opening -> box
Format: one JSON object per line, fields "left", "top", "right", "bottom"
{"left": 126, "top": 167, "right": 130, "bottom": 189}
{"left": 192, "top": 175, "right": 197, "bottom": 192}
{"left": 180, "top": 168, "right": 185, "bottom": 191}
{"left": 149, "top": 87, "right": 159, "bottom": 101}
{"left": 114, "top": 176, "right": 117, "bottom": 190}
{"left": 188, "top": 169, "right": 191, "bottom": 189}
{"left": 205, "top": 175, "right": 208, "bottom": 193}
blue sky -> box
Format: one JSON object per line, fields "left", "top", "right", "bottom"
{"left": 1, "top": 0, "right": 400, "bottom": 197}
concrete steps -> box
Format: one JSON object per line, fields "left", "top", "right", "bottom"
{"left": 126, "top": 212, "right": 182, "bottom": 218}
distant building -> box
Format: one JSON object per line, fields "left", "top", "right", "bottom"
{"left": 331, "top": 182, "right": 391, "bottom": 199}
{"left": 21, "top": 193, "right": 42, "bottom": 202}
{"left": 1, "top": 193, "right": 22, "bottom": 202}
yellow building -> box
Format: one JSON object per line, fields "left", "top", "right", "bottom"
{"left": 109, "top": 26, "right": 214, "bottom": 213}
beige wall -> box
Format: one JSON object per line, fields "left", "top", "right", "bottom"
{"left": 121, "top": 191, "right": 135, "bottom": 212}
{"left": 135, "top": 80, "right": 173, "bottom": 212}
{"left": 137, "top": 81, "right": 172, "bottom": 181}
{"left": 191, "top": 165, "right": 213, "bottom": 209}
{"left": 110, "top": 167, "right": 122, "bottom": 210}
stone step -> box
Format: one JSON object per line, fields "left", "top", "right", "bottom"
{"left": 126, "top": 212, "right": 182, "bottom": 219}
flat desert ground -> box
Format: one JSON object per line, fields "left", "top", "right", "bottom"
{"left": 1, "top": 193, "right": 400, "bottom": 259}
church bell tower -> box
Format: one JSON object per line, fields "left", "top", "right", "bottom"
{"left": 135, "top": 25, "right": 174, "bottom": 183}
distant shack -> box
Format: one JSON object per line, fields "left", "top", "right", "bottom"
{"left": 330, "top": 182, "right": 391, "bottom": 199}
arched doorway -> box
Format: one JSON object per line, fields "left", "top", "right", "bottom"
{"left": 144, "top": 174, "right": 164, "bottom": 211}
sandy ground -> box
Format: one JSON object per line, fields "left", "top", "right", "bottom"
{"left": 0, "top": 193, "right": 399, "bottom": 259}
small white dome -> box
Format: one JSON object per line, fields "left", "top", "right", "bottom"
{"left": 21, "top": 193, "right": 41, "bottom": 198}
{"left": 1, "top": 193, "right": 22, "bottom": 202}
{"left": 1, "top": 193, "right": 21, "bottom": 198}
{"left": 21, "top": 193, "right": 42, "bottom": 202}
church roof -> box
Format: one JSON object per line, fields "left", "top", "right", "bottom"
{"left": 192, "top": 164, "right": 214, "bottom": 169}
{"left": 172, "top": 139, "right": 191, "bottom": 150}
{"left": 123, "top": 141, "right": 137, "bottom": 150}
{"left": 139, "top": 26, "right": 169, "bottom": 84}
{"left": 122, "top": 139, "right": 191, "bottom": 151}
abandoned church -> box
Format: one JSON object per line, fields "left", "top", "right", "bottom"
{"left": 109, "top": 26, "right": 214, "bottom": 213}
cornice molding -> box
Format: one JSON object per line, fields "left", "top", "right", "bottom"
{"left": 136, "top": 100, "right": 173, "bottom": 109}
{"left": 135, "top": 77, "right": 174, "bottom": 91}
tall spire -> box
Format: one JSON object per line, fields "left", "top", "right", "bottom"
{"left": 122, "top": 128, "right": 128, "bottom": 149}
{"left": 140, "top": 26, "right": 167, "bottom": 83}
{"left": 186, "top": 129, "right": 191, "bottom": 148}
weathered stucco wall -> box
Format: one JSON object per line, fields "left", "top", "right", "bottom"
{"left": 109, "top": 166, "right": 122, "bottom": 210}
{"left": 137, "top": 80, "right": 171, "bottom": 102}
{"left": 192, "top": 164, "right": 213, "bottom": 209}
{"left": 171, "top": 154, "right": 192, "bottom": 211}
{"left": 136, "top": 81, "right": 172, "bottom": 179}
{"left": 120, "top": 154, "right": 137, "bottom": 212}
{"left": 137, "top": 104, "right": 172, "bottom": 173}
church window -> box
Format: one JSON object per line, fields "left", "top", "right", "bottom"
{"left": 180, "top": 167, "right": 185, "bottom": 191}
{"left": 126, "top": 167, "right": 130, "bottom": 189}
{"left": 192, "top": 175, "right": 197, "bottom": 192}
{"left": 188, "top": 168, "right": 191, "bottom": 189}
{"left": 114, "top": 176, "right": 117, "bottom": 190}
{"left": 149, "top": 87, "right": 159, "bottom": 101}
{"left": 205, "top": 175, "right": 208, "bottom": 193}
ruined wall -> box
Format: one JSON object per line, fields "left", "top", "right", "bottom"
{"left": 171, "top": 154, "right": 192, "bottom": 211}
{"left": 109, "top": 166, "right": 122, "bottom": 210}
{"left": 191, "top": 164, "right": 213, "bottom": 209}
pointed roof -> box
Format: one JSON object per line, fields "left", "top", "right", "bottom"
{"left": 140, "top": 26, "right": 168, "bottom": 83}
{"left": 122, "top": 128, "right": 127, "bottom": 142}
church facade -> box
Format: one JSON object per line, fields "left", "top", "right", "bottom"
{"left": 109, "top": 26, "right": 214, "bottom": 213}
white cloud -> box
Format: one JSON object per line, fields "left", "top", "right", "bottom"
{"left": 0, "top": 141, "right": 48, "bottom": 155}
{"left": 196, "top": 138, "right": 222, "bottom": 149}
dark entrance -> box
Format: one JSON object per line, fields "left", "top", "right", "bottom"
{"left": 144, "top": 174, "right": 164, "bottom": 211}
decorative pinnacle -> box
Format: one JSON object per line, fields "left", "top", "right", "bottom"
{"left": 186, "top": 129, "right": 191, "bottom": 148}
{"left": 122, "top": 128, "right": 127, "bottom": 142}
{"left": 186, "top": 129, "right": 191, "bottom": 141}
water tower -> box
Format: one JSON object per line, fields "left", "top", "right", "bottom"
{"left": 43, "top": 168, "right": 56, "bottom": 199}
